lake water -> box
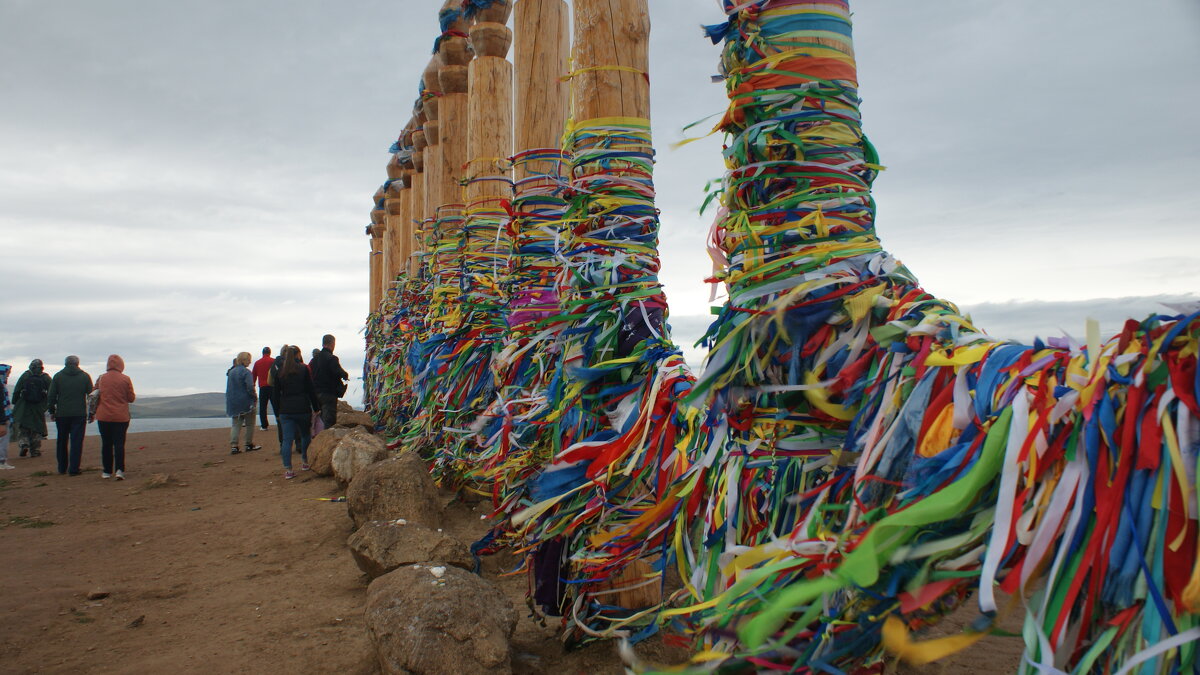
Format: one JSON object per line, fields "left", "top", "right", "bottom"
{"left": 41, "top": 417, "right": 233, "bottom": 439}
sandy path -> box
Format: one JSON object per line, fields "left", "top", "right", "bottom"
{"left": 0, "top": 427, "right": 375, "bottom": 674}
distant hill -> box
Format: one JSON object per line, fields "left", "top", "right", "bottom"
{"left": 130, "top": 393, "right": 226, "bottom": 419}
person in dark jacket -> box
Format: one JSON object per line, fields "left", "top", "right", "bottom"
{"left": 47, "top": 355, "right": 93, "bottom": 475}
{"left": 271, "top": 346, "right": 320, "bottom": 479}
{"left": 311, "top": 334, "right": 348, "bottom": 429}
{"left": 11, "top": 359, "right": 51, "bottom": 458}
{"left": 268, "top": 344, "right": 289, "bottom": 444}
{"left": 225, "top": 352, "right": 261, "bottom": 455}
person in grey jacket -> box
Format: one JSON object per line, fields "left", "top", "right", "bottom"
{"left": 225, "top": 352, "right": 260, "bottom": 455}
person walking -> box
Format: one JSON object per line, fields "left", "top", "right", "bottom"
{"left": 47, "top": 355, "right": 93, "bottom": 476}
{"left": 269, "top": 344, "right": 288, "bottom": 444}
{"left": 311, "top": 334, "right": 348, "bottom": 430}
{"left": 225, "top": 352, "right": 261, "bottom": 455}
{"left": 93, "top": 354, "right": 136, "bottom": 480}
{"left": 11, "top": 359, "right": 51, "bottom": 458}
{"left": 0, "top": 364, "right": 14, "bottom": 470}
{"left": 272, "top": 346, "right": 320, "bottom": 479}
{"left": 251, "top": 347, "right": 276, "bottom": 431}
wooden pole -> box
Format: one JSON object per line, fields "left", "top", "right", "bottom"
{"left": 370, "top": 204, "right": 387, "bottom": 305}
{"left": 573, "top": 0, "right": 650, "bottom": 121}
{"left": 385, "top": 148, "right": 405, "bottom": 282}
{"left": 372, "top": 184, "right": 387, "bottom": 304}
{"left": 514, "top": 0, "right": 569, "bottom": 181}
{"left": 505, "top": 0, "right": 569, "bottom": 330}
{"left": 428, "top": 0, "right": 473, "bottom": 327}
{"left": 569, "top": 0, "right": 660, "bottom": 615}
{"left": 409, "top": 127, "right": 426, "bottom": 274}
{"left": 384, "top": 178, "right": 405, "bottom": 290}
{"left": 463, "top": 4, "right": 514, "bottom": 323}
{"left": 369, "top": 225, "right": 383, "bottom": 311}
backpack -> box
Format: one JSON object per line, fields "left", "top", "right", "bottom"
{"left": 21, "top": 376, "right": 45, "bottom": 404}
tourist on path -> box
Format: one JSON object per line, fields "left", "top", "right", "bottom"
{"left": 47, "top": 355, "right": 92, "bottom": 476}
{"left": 311, "top": 334, "right": 348, "bottom": 429}
{"left": 272, "top": 346, "right": 320, "bottom": 479}
{"left": 0, "top": 364, "right": 14, "bottom": 470}
{"left": 269, "top": 344, "right": 288, "bottom": 444}
{"left": 11, "top": 359, "right": 51, "bottom": 458}
{"left": 93, "top": 354, "right": 136, "bottom": 480}
{"left": 225, "top": 352, "right": 261, "bottom": 455}
{"left": 251, "top": 346, "right": 276, "bottom": 431}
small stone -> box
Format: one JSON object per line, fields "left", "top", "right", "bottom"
{"left": 86, "top": 590, "right": 110, "bottom": 601}
{"left": 127, "top": 615, "right": 145, "bottom": 628}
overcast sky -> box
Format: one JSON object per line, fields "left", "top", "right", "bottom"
{"left": 2, "top": 0, "right": 1198, "bottom": 399}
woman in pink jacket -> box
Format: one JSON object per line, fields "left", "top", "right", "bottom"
{"left": 94, "top": 354, "right": 136, "bottom": 480}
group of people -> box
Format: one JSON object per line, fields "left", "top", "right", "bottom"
{"left": 0, "top": 337, "right": 348, "bottom": 483}
{"left": 0, "top": 355, "right": 136, "bottom": 478}
{"left": 225, "top": 334, "right": 348, "bottom": 480}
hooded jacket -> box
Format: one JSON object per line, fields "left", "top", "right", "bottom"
{"left": 225, "top": 361, "right": 256, "bottom": 417}
{"left": 12, "top": 361, "right": 52, "bottom": 434}
{"left": 48, "top": 362, "right": 94, "bottom": 418}
{"left": 95, "top": 355, "right": 136, "bottom": 423}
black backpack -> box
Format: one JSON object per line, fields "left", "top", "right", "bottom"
{"left": 21, "top": 376, "right": 45, "bottom": 404}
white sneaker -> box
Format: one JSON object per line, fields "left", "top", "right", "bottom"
{"left": 101, "top": 472, "right": 112, "bottom": 479}
{"left": 0, "top": 463, "right": 15, "bottom": 470}
{"left": 115, "top": 471, "right": 125, "bottom": 480}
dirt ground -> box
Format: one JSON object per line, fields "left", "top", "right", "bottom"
{"left": 0, "top": 427, "right": 643, "bottom": 674}
{"left": 0, "top": 427, "right": 1023, "bottom": 674}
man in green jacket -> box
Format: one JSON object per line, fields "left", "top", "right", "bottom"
{"left": 12, "top": 359, "right": 52, "bottom": 458}
{"left": 47, "top": 355, "right": 93, "bottom": 476}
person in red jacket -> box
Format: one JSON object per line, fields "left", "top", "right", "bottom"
{"left": 250, "top": 346, "right": 276, "bottom": 431}
{"left": 93, "top": 354, "right": 136, "bottom": 480}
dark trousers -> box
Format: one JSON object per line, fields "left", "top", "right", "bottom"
{"left": 55, "top": 416, "right": 86, "bottom": 474}
{"left": 98, "top": 420, "right": 129, "bottom": 473}
{"left": 279, "top": 413, "right": 312, "bottom": 469}
{"left": 317, "top": 392, "right": 338, "bottom": 430}
{"left": 258, "top": 386, "right": 277, "bottom": 429}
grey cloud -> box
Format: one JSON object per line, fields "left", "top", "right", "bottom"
{"left": 2, "top": 0, "right": 1196, "bottom": 398}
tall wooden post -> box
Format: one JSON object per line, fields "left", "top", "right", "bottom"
{"left": 559, "top": 0, "right": 666, "bottom": 620}
{"left": 409, "top": 125, "right": 427, "bottom": 274}
{"left": 429, "top": 1, "right": 473, "bottom": 329}
{"left": 368, "top": 224, "right": 383, "bottom": 311}
{"left": 508, "top": 0, "right": 569, "bottom": 329}
{"left": 371, "top": 185, "right": 386, "bottom": 303}
{"left": 384, "top": 179, "right": 405, "bottom": 290}
{"left": 369, "top": 203, "right": 387, "bottom": 304}
{"left": 463, "top": 2, "right": 514, "bottom": 324}
{"left": 570, "top": 0, "right": 662, "bottom": 358}
{"left": 573, "top": 0, "right": 650, "bottom": 120}
{"left": 515, "top": 0, "right": 568, "bottom": 175}
{"left": 385, "top": 148, "right": 406, "bottom": 282}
